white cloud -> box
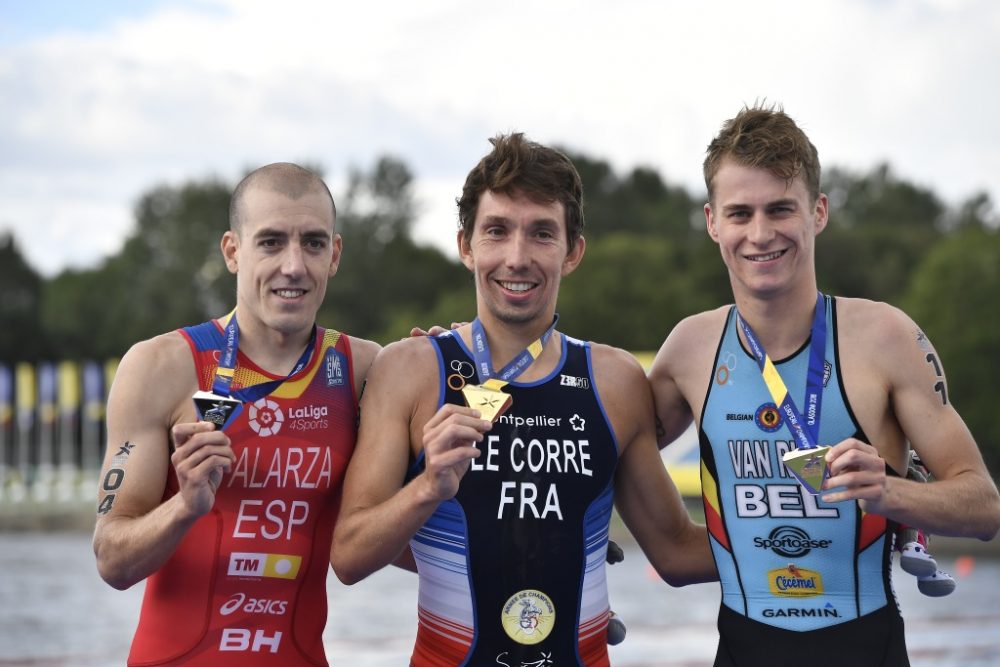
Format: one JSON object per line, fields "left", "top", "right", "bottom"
{"left": 1, "top": 0, "right": 998, "bottom": 275}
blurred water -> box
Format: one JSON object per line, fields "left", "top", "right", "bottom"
{"left": 0, "top": 532, "right": 997, "bottom": 666}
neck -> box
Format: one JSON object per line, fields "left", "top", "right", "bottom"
{"left": 734, "top": 286, "right": 819, "bottom": 360}
{"left": 471, "top": 310, "right": 557, "bottom": 375}
{"left": 223, "top": 313, "right": 315, "bottom": 376}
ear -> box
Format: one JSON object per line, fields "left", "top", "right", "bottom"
{"left": 457, "top": 229, "right": 474, "bottom": 271}
{"left": 813, "top": 193, "right": 830, "bottom": 236}
{"left": 561, "top": 235, "right": 586, "bottom": 277}
{"left": 221, "top": 230, "right": 239, "bottom": 274}
{"left": 705, "top": 203, "right": 720, "bottom": 243}
{"left": 328, "top": 233, "right": 343, "bottom": 278}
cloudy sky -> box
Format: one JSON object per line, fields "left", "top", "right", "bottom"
{"left": 2, "top": 0, "right": 998, "bottom": 276}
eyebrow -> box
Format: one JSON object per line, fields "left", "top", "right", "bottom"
{"left": 481, "top": 214, "right": 562, "bottom": 227}
{"left": 253, "top": 227, "right": 332, "bottom": 240}
{"left": 721, "top": 198, "right": 799, "bottom": 213}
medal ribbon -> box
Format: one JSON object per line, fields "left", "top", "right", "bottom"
{"left": 469, "top": 314, "right": 559, "bottom": 391}
{"left": 736, "top": 292, "right": 827, "bottom": 450}
{"left": 211, "top": 309, "right": 318, "bottom": 403}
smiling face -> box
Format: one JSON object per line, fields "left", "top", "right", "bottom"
{"left": 459, "top": 189, "right": 584, "bottom": 330}
{"left": 705, "top": 159, "right": 828, "bottom": 302}
{"left": 221, "top": 184, "right": 341, "bottom": 343}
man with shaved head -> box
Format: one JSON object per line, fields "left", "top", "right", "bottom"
{"left": 93, "top": 163, "right": 380, "bottom": 666}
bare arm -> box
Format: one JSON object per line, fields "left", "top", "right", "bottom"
{"left": 595, "top": 346, "right": 717, "bottom": 586}
{"left": 331, "top": 339, "right": 490, "bottom": 585}
{"left": 92, "top": 334, "right": 236, "bottom": 590}
{"left": 347, "top": 335, "right": 382, "bottom": 401}
{"left": 823, "top": 302, "right": 1000, "bottom": 540}
{"left": 648, "top": 310, "right": 726, "bottom": 448}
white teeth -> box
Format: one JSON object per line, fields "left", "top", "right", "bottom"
{"left": 276, "top": 289, "right": 305, "bottom": 298}
{"left": 500, "top": 281, "right": 533, "bottom": 292}
{"left": 749, "top": 250, "right": 784, "bottom": 262}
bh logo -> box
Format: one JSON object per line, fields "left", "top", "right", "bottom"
{"left": 248, "top": 398, "right": 284, "bottom": 437}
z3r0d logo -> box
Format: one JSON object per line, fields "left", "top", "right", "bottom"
{"left": 501, "top": 589, "right": 555, "bottom": 645}
{"left": 248, "top": 398, "right": 284, "bottom": 437}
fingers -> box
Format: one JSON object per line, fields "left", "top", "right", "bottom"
{"left": 170, "top": 422, "right": 236, "bottom": 477}
{"left": 171, "top": 420, "right": 217, "bottom": 448}
{"left": 407, "top": 322, "right": 469, "bottom": 338}
{"left": 821, "top": 439, "right": 887, "bottom": 506}
{"left": 825, "top": 439, "right": 884, "bottom": 476}
{"left": 423, "top": 402, "right": 491, "bottom": 434}
{"left": 420, "top": 404, "right": 492, "bottom": 500}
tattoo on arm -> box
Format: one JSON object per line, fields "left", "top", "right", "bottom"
{"left": 97, "top": 441, "right": 136, "bottom": 515}
{"left": 924, "top": 353, "right": 948, "bottom": 406}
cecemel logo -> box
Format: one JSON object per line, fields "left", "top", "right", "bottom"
{"left": 227, "top": 552, "right": 302, "bottom": 580}
{"left": 768, "top": 564, "right": 823, "bottom": 597}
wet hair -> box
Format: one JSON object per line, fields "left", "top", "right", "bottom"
{"left": 229, "top": 162, "right": 336, "bottom": 231}
{"left": 703, "top": 102, "right": 821, "bottom": 203}
{"left": 457, "top": 132, "right": 584, "bottom": 250}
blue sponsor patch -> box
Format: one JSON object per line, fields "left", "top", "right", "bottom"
{"left": 325, "top": 348, "right": 346, "bottom": 387}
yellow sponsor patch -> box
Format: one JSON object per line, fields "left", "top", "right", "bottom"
{"left": 768, "top": 565, "right": 823, "bottom": 597}
{"left": 228, "top": 552, "right": 302, "bottom": 580}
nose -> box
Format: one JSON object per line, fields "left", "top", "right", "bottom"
{"left": 505, "top": 231, "right": 530, "bottom": 269}
{"left": 281, "top": 244, "right": 306, "bottom": 278}
{"left": 746, "top": 212, "right": 774, "bottom": 246}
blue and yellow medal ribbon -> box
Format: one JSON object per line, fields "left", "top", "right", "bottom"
{"left": 736, "top": 292, "right": 827, "bottom": 451}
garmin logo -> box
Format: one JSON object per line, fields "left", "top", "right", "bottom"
{"left": 754, "top": 525, "right": 831, "bottom": 558}
{"left": 762, "top": 605, "right": 839, "bottom": 619}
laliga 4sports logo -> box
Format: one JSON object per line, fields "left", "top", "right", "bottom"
{"left": 248, "top": 399, "right": 284, "bottom": 437}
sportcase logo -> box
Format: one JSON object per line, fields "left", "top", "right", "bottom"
{"left": 754, "top": 525, "right": 831, "bottom": 558}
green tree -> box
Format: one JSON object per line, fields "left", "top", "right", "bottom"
{"left": 902, "top": 227, "right": 1000, "bottom": 476}
{"left": 819, "top": 165, "right": 944, "bottom": 303}
{"left": 41, "top": 179, "right": 234, "bottom": 358}
{"left": 320, "top": 156, "right": 467, "bottom": 342}
{"left": 557, "top": 232, "right": 729, "bottom": 350}
{"left": 566, "top": 151, "right": 700, "bottom": 242}
{"left": 0, "top": 233, "right": 45, "bottom": 363}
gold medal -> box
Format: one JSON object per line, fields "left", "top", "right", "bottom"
{"left": 461, "top": 383, "right": 512, "bottom": 422}
{"left": 782, "top": 446, "right": 831, "bottom": 495}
